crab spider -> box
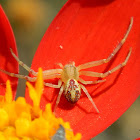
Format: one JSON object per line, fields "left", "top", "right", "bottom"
{"left": 0, "top": 17, "right": 133, "bottom": 113}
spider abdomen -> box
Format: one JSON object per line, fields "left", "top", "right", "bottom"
{"left": 64, "top": 79, "right": 81, "bottom": 103}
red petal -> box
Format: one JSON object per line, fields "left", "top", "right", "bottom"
{"left": 0, "top": 5, "right": 18, "bottom": 98}
{"left": 27, "top": 0, "right": 140, "bottom": 139}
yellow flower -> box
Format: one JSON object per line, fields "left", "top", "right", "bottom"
{"left": 0, "top": 68, "right": 82, "bottom": 140}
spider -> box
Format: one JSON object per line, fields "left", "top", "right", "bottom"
{"left": 0, "top": 17, "right": 133, "bottom": 113}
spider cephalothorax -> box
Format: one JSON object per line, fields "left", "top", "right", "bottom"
{"left": 0, "top": 18, "right": 133, "bottom": 113}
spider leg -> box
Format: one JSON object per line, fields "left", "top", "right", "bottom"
{"left": 43, "top": 69, "right": 62, "bottom": 76}
{"left": 0, "top": 68, "right": 62, "bottom": 84}
{"left": 56, "top": 63, "right": 64, "bottom": 68}
{"left": 79, "top": 47, "right": 132, "bottom": 78}
{"left": 10, "top": 48, "right": 37, "bottom": 76}
{"left": 78, "top": 77, "right": 106, "bottom": 85}
{"left": 44, "top": 79, "right": 62, "bottom": 88}
{"left": 53, "top": 84, "right": 64, "bottom": 113}
{"left": 0, "top": 69, "right": 36, "bottom": 82}
{"left": 79, "top": 71, "right": 104, "bottom": 77}
{"left": 69, "top": 61, "right": 75, "bottom": 66}
{"left": 80, "top": 84, "right": 99, "bottom": 113}
{"left": 101, "top": 47, "right": 132, "bottom": 78}
{"left": 10, "top": 49, "right": 63, "bottom": 76}
{"left": 77, "top": 17, "right": 133, "bottom": 71}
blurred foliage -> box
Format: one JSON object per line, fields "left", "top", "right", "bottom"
{"left": 92, "top": 98, "right": 140, "bottom": 140}
{"left": 0, "top": 1, "right": 140, "bottom": 140}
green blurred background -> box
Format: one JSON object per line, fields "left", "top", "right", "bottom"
{"left": 0, "top": 0, "right": 140, "bottom": 140}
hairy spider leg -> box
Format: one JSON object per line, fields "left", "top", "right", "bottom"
{"left": 2, "top": 48, "right": 64, "bottom": 87}
{"left": 77, "top": 17, "right": 133, "bottom": 71}
{"left": 79, "top": 47, "right": 132, "bottom": 78}
{"left": 56, "top": 63, "right": 64, "bottom": 68}
{"left": 0, "top": 68, "right": 36, "bottom": 82}
{"left": 53, "top": 84, "right": 64, "bottom": 113}
{"left": 101, "top": 47, "right": 132, "bottom": 78}
{"left": 10, "top": 48, "right": 63, "bottom": 77}
{"left": 0, "top": 68, "right": 63, "bottom": 88}
{"left": 56, "top": 61, "right": 75, "bottom": 68}
{"left": 78, "top": 77, "right": 106, "bottom": 85}
{"left": 80, "top": 84, "right": 99, "bottom": 113}
{"left": 69, "top": 61, "right": 75, "bottom": 66}
{"left": 10, "top": 48, "right": 37, "bottom": 76}
{"left": 44, "top": 79, "right": 62, "bottom": 88}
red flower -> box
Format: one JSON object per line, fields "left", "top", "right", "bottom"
{"left": 29, "top": 0, "right": 140, "bottom": 139}
{"left": 0, "top": 5, "right": 18, "bottom": 98}
{"left": 0, "top": 0, "right": 140, "bottom": 139}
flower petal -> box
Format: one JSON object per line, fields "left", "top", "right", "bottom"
{"left": 27, "top": 0, "right": 140, "bottom": 139}
{"left": 0, "top": 5, "right": 18, "bottom": 98}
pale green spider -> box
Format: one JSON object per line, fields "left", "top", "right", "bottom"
{"left": 0, "top": 17, "right": 133, "bottom": 113}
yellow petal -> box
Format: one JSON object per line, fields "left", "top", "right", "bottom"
{"left": 74, "top": 133, "right": 82, "bottom": 140}
{"left": 0, "top": 132, "right": 6, "bottom": 140}
{"left": 5, "top": 80, "right": 13, "bottom": 103}
{"left": 21, "top": 137, "right": 33, "bottom": 140}
{"left": 15, "top": 97, "right": 31, "bottom": 119}
{"left": 35, "top": 68, "right": 43, "bottom": 101}
{"left": 3, "top": 102, "right": 17, "bottom": 126}
{"left": 26, "top": 82, "right": 39, "bottom": 107}
{"left": 0, "top": 109, "right": 9, "bottom": 130}
{"left": 3, "top": 126, "right": 16, "bottom": 137}
{"left": 30, "top": 117, "right": 49, "bottom": 139}
{"left": 0, "top": 69, "right": 82, "bottom": 139}
{"left": 6, "top": 137, "right": 20, "bottom": 140}
{"left": 15, "top": 118, "right": 31, "bottom": 137}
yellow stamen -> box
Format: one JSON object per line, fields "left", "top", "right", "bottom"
{"left": 35, "top": 68, "right": 43, "bottom": 101}
{"left": 15, "top": 118, "right": 31, "bottom": 137}
{"left": 0, "top": 68, "right": 82, "bottom": 139}
{"left": 26, "top": 82, "right": 39, "bottom": 107}
{"left": 5, "top": 80, "right": 12, "bottom": 103}
{"left": 0, "top": 109, "right": 9, "bottom": 130}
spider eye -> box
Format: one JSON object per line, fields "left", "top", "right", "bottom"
{"left": 67, "top": 91, "right": 70, "bottom": 94}
{"left": 68, "top": 93, "right": 71, "bottom": 98}
{"left": 76, "top": 90, "right": 79, "bottom": 94}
